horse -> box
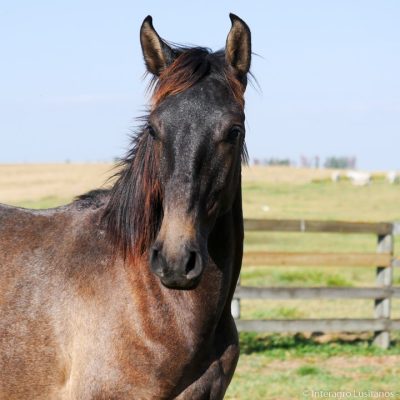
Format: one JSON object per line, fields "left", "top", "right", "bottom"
{"left": 0, "top": 13, "right": 251, "bottom": 399}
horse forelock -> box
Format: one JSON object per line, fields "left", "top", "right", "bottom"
{"left": 149, "top": 48, "right": 246, "bottom": 109}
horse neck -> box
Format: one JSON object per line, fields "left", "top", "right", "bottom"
{"left": 229, "top": 178, "right": 244, "bottom": 295}
{"left": 208, "top": 175, "right": 244, "bottom": 308}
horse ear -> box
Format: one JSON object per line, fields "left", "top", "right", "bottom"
{"left": 225, "top": 13, "right": 251, "bottom": 82}
{"left": 140, "top": 16, "right": 176, "bottom": 76}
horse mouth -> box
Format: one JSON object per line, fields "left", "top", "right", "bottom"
{"left": 159, "top": 274, "right": 202, "bottom": 290}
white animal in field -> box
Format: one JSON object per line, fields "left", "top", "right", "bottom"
{"left": 346, "top": 171, "right": 371, "bottom": 186}
{"left": 331, "top": 171, "right": 341, "bottom": 182}
{"left": 387, "top": 171, "right": 399, "bottom": 184}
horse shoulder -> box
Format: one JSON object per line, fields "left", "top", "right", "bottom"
{"left": 0, "top": 203, "right": 117, "bottom": 400}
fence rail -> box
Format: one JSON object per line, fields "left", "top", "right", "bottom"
{"left": 236, "top": 319, "right": 400, "bottom": 333}
{"left": 235, "top": 286, "right": 400, "bottom": 300}
{"left": 244, "top": 218, "right": 394, "bottom": 235}
{"left": 234, "top": 218, "right": 399, "bottom": 349}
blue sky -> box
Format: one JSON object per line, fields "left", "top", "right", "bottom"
{"left": 0, "top": 1, "right": 399, "bottom": 169}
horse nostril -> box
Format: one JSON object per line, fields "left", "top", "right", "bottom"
{"left": 150, "top": 247, "right": 158, "bottom": 264}
{"left": 150, "top": 243, "right": 204, "bottom": 287}
{"left": 150, "top": 246, "right": 165, "bottom": 277}
{"left": 185, "top": 251, "right": 197, "bottom": 275}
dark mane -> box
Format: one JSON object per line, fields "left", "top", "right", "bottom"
{"left": 74, "top": 189, "right": 110, "bottom": 210}
{"left": 103, "top": 47, "right": 247, "bottom": 261}
{"left": 102, "top": 129, "right": 162, "bottom": 261}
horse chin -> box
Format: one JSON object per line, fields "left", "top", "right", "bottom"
{"left": 160, "top": 275, "right": 201, "bottom": 291}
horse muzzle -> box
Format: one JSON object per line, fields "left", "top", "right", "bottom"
{"left": 150, "top": 243, "right": 204, "bottom": 289}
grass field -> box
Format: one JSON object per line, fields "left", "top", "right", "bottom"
{"left": 1, "top": 164, "right": 399, "bottom": 399}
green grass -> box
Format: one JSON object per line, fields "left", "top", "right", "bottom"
{"left": 296, "top": 365, "right": 323, "bottom": 376}
{"left": 250, "top": 306, "right": 304, "bottom": 320}
{"left": 238, "top": 333, "right": 400, "bottom": 358}
{"left": 244, "top": 231, "right": 379, "bottom": 253}
{"left": 226, "top": 333, "right": 400, "bottom": 399}
{"left": 241, "top": 266, "right": 363, "bottom": 287}
{"left": 242, "top": 180, "right": 400, "bottom": 222}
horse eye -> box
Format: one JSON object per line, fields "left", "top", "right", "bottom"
{"left": 225, "top": 127, "right": 242, "bottom": 144}
{"left": 147, "top": 124, "right": 157, "bottom": 139}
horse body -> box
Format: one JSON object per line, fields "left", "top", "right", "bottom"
{"left": 0, "top": 14, "right": 251, "bottom": 399}
{"left": 0, "top": 190, "right": 242, "bottom": 399}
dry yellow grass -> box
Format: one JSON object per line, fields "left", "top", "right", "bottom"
{"left": 242, "top": 165, "right": 340, "bottom": 184}
{"left": 0, "top": 163, "right": 344, "bottom": 205}
{"left": 0, "top": 163, "right": 113, "bottom": 205}
{"left": 1, "top": 164, "right": 398, "bottom": 223}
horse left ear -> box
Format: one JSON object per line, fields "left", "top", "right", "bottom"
{"left": 225, "top": 13, "right": 252, "bottom": 83}
{"left": 140, "top": 15, "right": 176, "bottom": 76}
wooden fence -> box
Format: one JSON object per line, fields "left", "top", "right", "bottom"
{"left": 232, "top": 219, "right": 400, "bottom": 349}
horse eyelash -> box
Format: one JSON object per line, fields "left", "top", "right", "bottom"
{"left": 147, "top": 124, "right": 157, "bottom": 139}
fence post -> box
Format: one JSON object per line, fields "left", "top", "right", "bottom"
{"left": 373, "top": 231, "right": 394, "bottom": 349}
{"left": 231, "top": 275, "right": 241, "bottom": 319}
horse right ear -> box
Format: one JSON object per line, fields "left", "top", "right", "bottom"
{"left": 140, "top": 16, "right": 176, "bottom": 76}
